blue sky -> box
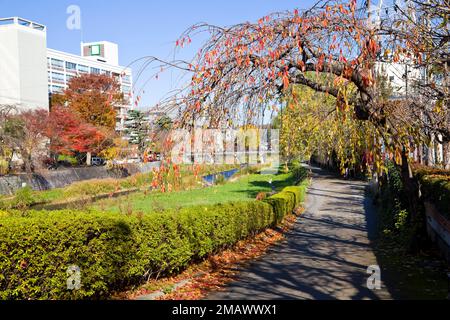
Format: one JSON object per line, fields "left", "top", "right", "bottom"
{"left": 0, "top": 0, "right": 322, "bottom": 110}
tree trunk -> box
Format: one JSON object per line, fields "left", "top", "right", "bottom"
{"left": 443, "top": 141, "right": 450, "bottom": 170}
{"left": 86, "top": 152, "right": 92, "bottom": 166}
{"left": 23, "top": 152, "right": 33, "bottom": 184}
{"left": 418, "top": 144, "right": 423, "bottom": 165}
{"left": 398, "top": 150, "right": 427, "bottom": 251}
{"left": 426, "top": 139, "right": 434, "bottom": 166}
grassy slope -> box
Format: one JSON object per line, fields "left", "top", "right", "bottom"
{"left": 0, "top": 164, "right": 240, "bottom": 209}
{"left": 93, "top": 172, "right": 297, "bottom": 213}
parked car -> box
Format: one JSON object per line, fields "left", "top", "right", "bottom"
{"left": 91, "top": 157, "right": 106, "bottom": 166}
{"left": 112, "top": 158, "right": 142, "bottom": 165}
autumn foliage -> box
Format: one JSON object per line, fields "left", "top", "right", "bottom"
{"left": 63, "top": 74, "right": 123, "bottom": 130}
{"left": 46, "top": 73, "right": 126, "bottom": 159}
{"left": 46, "top": 106, "right": 111, "bottom": 156}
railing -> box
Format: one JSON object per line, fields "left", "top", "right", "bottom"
{"left": 0, "top": 17, "right": 46, "bottom": 31}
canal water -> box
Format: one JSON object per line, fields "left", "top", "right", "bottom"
{"left": 202, "top": 168, "right": 239, "bottom": 185}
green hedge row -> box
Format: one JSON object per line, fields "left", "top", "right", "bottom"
{"left": 411, "top": 164, "right": 450, "bottom": 219}
{"left": 0, "top": 165, "right": 308, "bottom": 300}
{"left": 413, "top": 164, "right": 450, "bottom": 180}
{"left": 418, "top": 175, "right": 450, "bottom": 219}
{"left": 291, "top": 164, "right": 308, "bottom": 181}
{"left": 264, "top": 182, "right": 307, "bottom": 223}
{"left": 0, "top": 201, "right": 279, "bottom": 300}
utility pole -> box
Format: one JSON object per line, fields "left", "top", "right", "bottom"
{"left": 366, "top": 0, "right": 372, "bottom": 25}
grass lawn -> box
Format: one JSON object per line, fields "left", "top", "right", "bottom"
{"left": 0, "top": 164, "right": 241, "bottom": 210}
{"left": 93, "top": 171, "right": 298, "bottom": 213}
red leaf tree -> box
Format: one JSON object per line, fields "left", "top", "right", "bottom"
{"left": 47, "top": 106, "right": 112, "bottom": 157}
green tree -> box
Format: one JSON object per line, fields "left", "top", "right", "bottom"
{"left": 124, "top": 110, "right": 150, "bottom": 152}
{"left": 156, "top": 115, "right": 173, "bottom": 131}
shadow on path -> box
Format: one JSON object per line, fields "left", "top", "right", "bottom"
{"left": 205, "top": 165, "right": 392, "bottom": 300}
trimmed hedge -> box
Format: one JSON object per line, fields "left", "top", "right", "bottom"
{"left": 413, "top": 164, "right": 450, "bottom": 180}
{"left": 0, "top": 201, "right": 276, "bottom": 300}
{"left": 0, "top": 165, "right": 309, "bottom": 300}
{"left": 265, "top": 192, "right": 295, "bottom": 224}
{"left": 418, "top": 175, "right": 450, "bottom": 219}
{"left": 412, "top": 164, "right": 450, "bottom": 219}
{"left": 264, "top": 181, "right": 308, "bottom": 224}
{"left": 283, "top": 185, "right": 307, "bottom": 206}
{"left": 291, "top": 165, "right": 308, "bottom": 182}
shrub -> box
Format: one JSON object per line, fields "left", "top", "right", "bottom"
{"left": 265, "top": 192, "right": 295, "bottom": 224}
{"left": 57, "top": 155, "right": 78, "bottom": 166}
{"left": 0, "top": 201, "right": 276, "bottom": 300}
{"left": 412, "top": 164, "right": 450, "bottom": 180}
{"left": 377, "top": 161, "right": 425, "bottom": 249}
{"left": 0, "top": 159, "right": 9, "bottom": 175}
{"left": 264, "top": 179, "right": 308, "bottom": 224}
{"left": 283, "top": 185, "right": 305, "bottom": 207}
{"left": 418, "top": 175, "right": 450, "bottom": 219}
{"left": 11, "top": 186, "right": 36, "bottom": 211}
{"left": 292, "top": 166, "right": 308, "bottom": 183}
{"left": 412, "top": 164, "right": 450, "bottom": 219}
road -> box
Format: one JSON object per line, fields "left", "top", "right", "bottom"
{"left": 206, "top": 165, "right": 392, "bottom": 300}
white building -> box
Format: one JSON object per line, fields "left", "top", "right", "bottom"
{"left": 0, "top": 17, "right": 48, "bottom": 110}
{"left": 375, "top": 60, "right": 423, "bottom": 99}
{"left": 0, "top": 17, "right": 133, "bottom": 131}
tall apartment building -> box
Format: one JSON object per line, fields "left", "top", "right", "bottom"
{"left": 0, "top": 17, "right": 133, "bottom": 131}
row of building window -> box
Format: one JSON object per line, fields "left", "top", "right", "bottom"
{"left": 47, "top": 58, "right": 132, "bottom": 105}
{"left": 48, "top": 71, "right": 132, "bottom": 89}
{"left": 48, "top": 85, "right": 64, "bottom": 93}
{"left": 47, "top": 58, "right": 131, "bottom": 83}
{"left": 48, "top": 72, "right": 75, "bottom": 83}
{"left": 48, "top": 75, "right": 133, "bottom": 100}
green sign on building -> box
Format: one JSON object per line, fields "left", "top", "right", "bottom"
{"left": 90, "top": 44, "right": 101, "bottom": 56}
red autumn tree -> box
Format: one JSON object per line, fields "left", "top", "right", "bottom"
{"left": 63, "top": 73, "right": 123, "bottom": 130}
{"left": 146, "top": 0, "right": 448, "bottom": 220}
{"left": 1, "top": 108, "right": 49, "bottom": 176}
{"left": 46, "top": 106, "right": 112, "bottom": 157}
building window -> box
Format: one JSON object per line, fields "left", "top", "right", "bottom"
{"left": 52, "top": 72, "right": 65, "bottom": 83}
{"left": 122, "top": 75, "right": 131, "bottom": 83}
{"left": 48, "top": 71, "right": 51, "bottom": 82}
{"left": 66, "top": 62, "right": 77, "bottom": 71}
{"left": 51, "top": 58, "right": 64, "bottom": 69}
{"left": 66, "top": 74, "right": 75, "bottom": 83}
{"left": 91, "top": 67, "right": 100, "bottom": 74}
{"left": 90, "top": 44, "right": 101, "bottom": 56}
{"left": 121, "top": 85, "right": 131, "bottom": 95}
{"left": 78, "top": 65, "right": 89, "bottom": 73}
{"left": 52, "top": 85, "right": 64, "bottom": 93}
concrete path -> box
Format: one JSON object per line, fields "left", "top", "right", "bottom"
{"left": 206, "top": 166, "right": 392, "bottom": 300}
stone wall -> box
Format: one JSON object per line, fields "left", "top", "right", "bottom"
{"left": 424, "top": 202, "right": 450, "bottom": 265}
{"left": 0, "top": 162, "right": 160, "bottom": 195}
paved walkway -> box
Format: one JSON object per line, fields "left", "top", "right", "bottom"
{"left": 206, "top": 166, "right": 392, "bottom": 300}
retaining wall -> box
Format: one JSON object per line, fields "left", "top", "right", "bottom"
{"left": 0, "top": 162, "right": 160, "bottom": 195}
{"left": 424, "top": 202, "right": 450, "bottom": 265}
